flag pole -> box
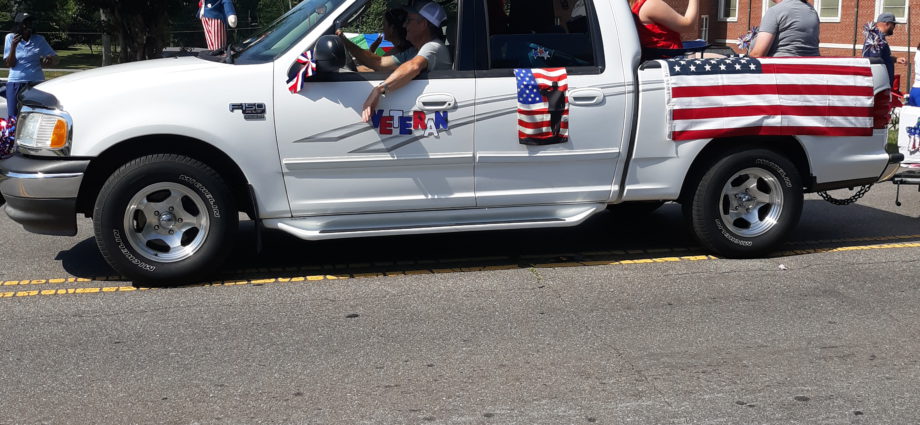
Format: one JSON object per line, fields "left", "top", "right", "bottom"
{"left": 907, "top": 2, "right": 912, "bottom": 91}
{"left": 852, "top": 0, "right": 860, "bottom": 56}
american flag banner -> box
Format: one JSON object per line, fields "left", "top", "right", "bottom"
{"left": 515, "top": 68, "right": 569, "bottom": 145}
{"left": 662, "top": 56, "right": 875, "bottom": 141}
{"left": 287, "top": 49, "right": 316, "bottom": 94}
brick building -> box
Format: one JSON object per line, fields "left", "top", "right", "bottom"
{"left": 663, "top": 0, "right": 918, "bottom": 92}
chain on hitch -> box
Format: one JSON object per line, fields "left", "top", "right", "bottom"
{"left": 817, "top": 185, "right": 873, "bottom": 206}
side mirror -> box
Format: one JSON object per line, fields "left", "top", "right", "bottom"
{"left": 313, "top": 34, "right": 347, "bottom": 72}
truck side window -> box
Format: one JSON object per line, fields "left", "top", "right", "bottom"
{"left": 337, "top": 0, "right": 460, "bottom": 74}
{"left": 486, "top": 0, "right": 597, "bottom": 69}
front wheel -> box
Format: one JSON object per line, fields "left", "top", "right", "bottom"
{"left": 93, "top": 154, "right": 238, "bottom": 284}
{"left": 684, "top": 149, "right": 803, "bottom": 258}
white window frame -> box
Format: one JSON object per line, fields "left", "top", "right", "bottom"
{"left": 719, "top": 0, "right": 738, "bottom": 22}
{"left": 816, "top": 0, "right": 842, "bottom": 22}
{"left": 875, "top": 0, "right": 909, "bottom": 24}
{"left": 700, "top": 15, "right": 710, "bottom": 41}
{"left": 762, "top": 0, "right": 775, "bottom": 17}
{"left": 762, "top": 0, "right": 840, "bottom": 22}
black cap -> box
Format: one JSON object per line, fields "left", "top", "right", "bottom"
{"left": 14, "top": 12, "right": 31, "bottom": 23}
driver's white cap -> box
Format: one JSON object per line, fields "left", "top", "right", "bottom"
{"left": 405, "top": 1, "right": 447, "bottom": 27}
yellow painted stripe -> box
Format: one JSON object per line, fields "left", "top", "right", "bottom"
{"left": 1, "top": 240, "right": 918, "bottom": 299}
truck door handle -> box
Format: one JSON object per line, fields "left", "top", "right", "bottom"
{"left": 416, "top": 93, "right": 456, "bottom": 111}
{"left": 568, "top": 88, "right": 604, "bottom": 106}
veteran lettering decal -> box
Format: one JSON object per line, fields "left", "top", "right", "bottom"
{"left": 369, "top": 109, "right": 449, "bottom": 137}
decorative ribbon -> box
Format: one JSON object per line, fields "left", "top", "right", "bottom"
{"left": 736, "top": 26, "right": 758, "bottom": 53}
{"left": 862, "top": 23, "right": 885, "bottom": 55}
{"left": 287, "top": 49, "right": 316, "bottom": 94}
{"left": 0, "top": 117, "right": 16, "bottom": 159}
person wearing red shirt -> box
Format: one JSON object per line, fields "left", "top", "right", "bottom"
{"left": 630, "top": 0, "right": 699, "bottom": 51}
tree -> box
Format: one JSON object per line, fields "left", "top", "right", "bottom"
{"left": 8, "top": 0, "right": 79, "bottom": 48}
{"left": 78, "top": 0, "right": 174, "bottom": 62}
{"left": 257, "top": 0, "right": 302, "bottom": 28}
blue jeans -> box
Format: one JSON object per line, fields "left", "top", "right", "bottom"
{"left": 908, "top": 87, "right": 920, "bottom": 107}
{"left": 5, "top": 81, "right": 38, "bottom": 119}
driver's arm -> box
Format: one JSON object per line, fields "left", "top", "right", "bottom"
{"left": 338, "top": 32, "right": 398, "bottom": 72}
{"left": 361, "top": 55, "right": 428, "bottom": 122}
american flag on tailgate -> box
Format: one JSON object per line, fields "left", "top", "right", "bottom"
{"left": 515, "top": 68, "right": 569, "bottom": 145}
{"left": 662, "top": 57, "right": 875, "bottom": 141}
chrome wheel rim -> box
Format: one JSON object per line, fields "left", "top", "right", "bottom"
{"left": 123, "top": 182, "right": 210, "bottom": 263}
{"left": 718, "top": 167, "right": 784, "bottom": 238}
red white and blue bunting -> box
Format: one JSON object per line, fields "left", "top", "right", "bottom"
{"left": 287, "top": 49, "right": 316, "bottom": 94}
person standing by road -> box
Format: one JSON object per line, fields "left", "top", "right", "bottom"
{"left": 863, "top": 13, "right": 907, "bottom": 90}
{"left": 908, "top": 42, "right": 920, "bottom": 107}
{"left": 3, "top": 12, "right": 57, "bottom": 119}
{"left": 749, "top": 0, "right": 820, "bottom": 57}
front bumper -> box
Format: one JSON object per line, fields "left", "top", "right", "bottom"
{"left": 0, "top": 154, "right": 90, "bottom": 236}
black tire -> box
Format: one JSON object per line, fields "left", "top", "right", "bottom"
{"left": 684, "top": 149, "right": 803, "bottom": 258}
{"left": 93, "top": 154, "right": 237, "bottom": 284}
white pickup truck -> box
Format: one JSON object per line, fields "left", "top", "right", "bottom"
{"left": 0, "top": 0, "right": 903, "bottom": 283}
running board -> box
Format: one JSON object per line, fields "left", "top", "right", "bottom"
{"left": 263, "top": 203, "right": 607, "bottom": 241}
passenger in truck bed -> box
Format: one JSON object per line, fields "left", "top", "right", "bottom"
{"left": 630, "top": 0, "right": 699, "bottom": 52}
{"left": 749, "top": 0, "right": 820, "bottom": 58}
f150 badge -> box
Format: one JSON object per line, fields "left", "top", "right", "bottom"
{"left": 229, "top": 103, "right": 267, "bottom": 120}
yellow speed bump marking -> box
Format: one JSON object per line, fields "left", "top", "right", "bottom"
{"left": 1, "top": 240, "right": 919, "bottom": 299}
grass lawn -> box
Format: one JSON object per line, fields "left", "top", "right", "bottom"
{"left": 54, "top": 44, "right": 104, "bottom": 69}
{"left": 0, "top": 44, "right": 101, "bottom": 79}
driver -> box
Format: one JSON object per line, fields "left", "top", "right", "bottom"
{"left": 355, "top": 1, "right": 452, "bottom": 123}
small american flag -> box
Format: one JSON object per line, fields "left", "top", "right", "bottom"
{"left": 515, "top": 68, "right": 569, "bottom": 145}
{"left": 663, "top": 57, "right": 875, "bottom": 141}
{"left": 287, "top": 49, "right": 316, "bottom": 94}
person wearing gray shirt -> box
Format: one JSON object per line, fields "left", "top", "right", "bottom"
{"left": 357, "top": 1, "right": 454, "bottom": 123}
{"left": 392, "top": 38, "right": 452, "bottom": 72}
{"left": 750, "top": 0, "right": 820, "bottom": 57}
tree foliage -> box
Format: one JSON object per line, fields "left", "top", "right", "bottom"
{"left": 0, "top": 0, "right": 455, "bottom": 64}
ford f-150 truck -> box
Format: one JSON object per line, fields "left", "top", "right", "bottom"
{"left": 0, "top": 0, "right": 903, "bottom": 283}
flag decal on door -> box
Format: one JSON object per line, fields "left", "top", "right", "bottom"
{"left": 515, "top": 68, "right": 569, "bottom": 145}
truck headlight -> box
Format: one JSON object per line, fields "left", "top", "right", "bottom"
{"left": 15, "top": 106, "right": 73, "bottom": 156}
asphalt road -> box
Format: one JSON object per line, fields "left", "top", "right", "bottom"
{"left": 1, "top": 181, "right": 919, "bottom": 424}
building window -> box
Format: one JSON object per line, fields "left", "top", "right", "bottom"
{"left": 816, "top": 0, "right": 841, "bottom": 21}
{"left": 762, "top": 0, "right": 777, "bottom": 17}
{"left": 764, "top": 0, "right": 839, "bottom": 22}
{"left": 719, "top": 0, "right": 737, "bottom": 21}
{"left": 700, "top": 15, "right": 709, "bottom": 42}
{"left": 876, "top": 0, "right": 907, "bottom": 23}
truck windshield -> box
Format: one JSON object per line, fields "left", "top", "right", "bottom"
{"left": 234, "top": 0, "right": 346, "bottom": 64}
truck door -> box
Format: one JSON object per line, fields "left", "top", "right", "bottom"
{"left": 472, "top": 0, "right": 629, "bottom": 206}
{"left": 273, "top": 1, "right": 474, "bottom": 216}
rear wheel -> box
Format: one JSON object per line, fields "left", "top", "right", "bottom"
{"left": 93, "top": 154, "right": 237, "bottom": 284}
{"left": 684, "top": 149, "right": 803, "bottom": 258}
